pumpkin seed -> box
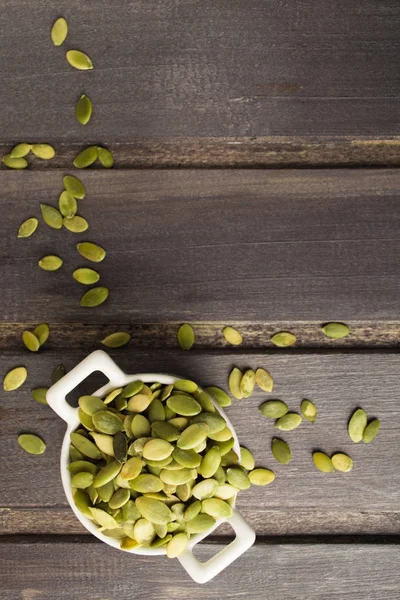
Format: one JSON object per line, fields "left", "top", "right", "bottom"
{"left": 177, "top": 423, "right": 208, "bottom": 450}
{"left": 3, "top": 366, "right": 27, "bottom": 391}
{"left": 271, "top": 438, "right": 291, "bottom": 464}
{"left": 202, "top": 498, "right": 233, "bottom": 519}
{"left": 226, "top": 467, "right": 250, "bottom": 490}
{"left": 168, "top": 417, "right": 189, "bottom": 431}
{"left": 97, "top": 146, "right": 114, "bottom": 168}
{"left": 40, "top": 204, "right": 62, "bottom": 229}
{"left": 22, "top": 330, "right": 40, "bottom": 352}
{"left": 176, "top": 482, "right": 192, "bottom": 502}
{"left": 183, "top": 500, "right": 201, "bottom": 522}
{"left": 130, "top": 474, "right": 164, "bottom": 494}
{"left": 130, "top": 415, "right": 150, "bottom": 438}
{"left": 331, "top": 453, "right": 353, "bottom": 472}
{"left": 38, "top": 255, "right": 63, "bottom": 271}
{"left": 174, "top": 380, "right": 198, "bottom": 394}
{"left": 221, "top": 449, "right": 239, "bottom": 467}
{"left": 199, "top": 447, "right": 221, "bottom": 478}
{"left": 192, "top": 479, "right": 218, "bottom": 500}
{"left": 122, "top": 500, "right": 141, "bottom": 522}
{"left": 51, "top": 17, "right": 68, "bottom": 46}
{"left": 68, "top": 460, "right": 98, "bottom": 476}
{"left": 70, "top": 432, "right": 102, "bottom": 459}
{"left": 52, "top": 364, "right": 66, "bottom": 384}
{"left": 73, "top": 268, "right": 100, "bottom": 285}
{"left": 136, "top": 497, "right": 172, "bottom": 525}
{"left": 255, "top": 368, "right": 274, "bottom": 393}
{"left": 143, "top": 439, "right": 174, "bottom": 461}
{"left": 240, "top": 447, "right": 255, "bottom": 471}
{"left": 64, "top": 215, "right": 89, "bottom": 233}
{"left": 151, "top": 421, "right": 180, "bottom": 442}
{"left": 120, "top": 457, "right": 143, "bottom": 481}
{"left": 259, "top": 400, "right": 288, "bottom": 419}
{"left": 205, "top": 386, "right": 231, "bottom": 408}
{"left": 214, "top": 465, "right": 226, "bottom": 485}
{"left": 18, "top": 218, "right": 38, "bottom": 238}
{"left": 363, "top": 419, "right": 380, "bottom": 444}
{"left": 166, "top": 533, "right": 188, "bottom": 558}
{"left": 248, "top": 468, "right": 275, "bottom": 486}
{"left": 63, "top": 175, "right": 85, "bottom": 199}
{"left": 113, "top": 432, "right": 128, "bottom": 463}
{"left": 76, "top": 94, "right": 92, "bottom": 125}
{"left": 32, "top": 323, "right": 49, "bottom": 346}
{"left": 120, "top": 537, "right": 140, "bottom": 550}
{"left": 210, "top": 438, "right": 235, "bottom": 456}
{"left": 127, "top": 393, "right": 151, "bottom": 412}
{"left": 228, "top": 367, "right": 243, "bottom": 400}
{"left": 71, "top": 471, "right": 94, "bottom": 489}
{"left": 121, "top": 380, "right": 144, "bottom": 398}
{"left": 73, "top": 490, "right": 92, "bottom": 518}
{"left": 2, "top": 155, "right": 28, "bottom": 169}
{"left": 93, "top": 460, "right": 121, "bottom": 488}
{"left": 59, "top": 190, "right": 77, "bottom": 218}
{"left": 109, "top": 488, "right": 131, "bottom": 510}
{"left": 89, "top": 508, "right": 118, "bottom": 529}
{"left": 78, "top": 408, "right": 94, "bottom": 430}
{"left": 31, "top": 144, "right": 55, "bottom": 160}
{"left": 10, "top": 143, "right": 31, "bottom": 158}
{"left": 186, "top": 513, "right": 216, "bottom": 534}
{"left": 215, "top": 485, "right": 237, "bottom": 502}
{"left": 92, "top": 410, "right": 123, "bottom": 434}
{"left": 80, "top": 286, "right": 109, "bottom": 307}
{"left": 275, "top": 413, "right": 302, "bottom": 432}
{"left": 222, "top": 326, "right": 243, "bottom": 345}
{"left": 313, "top": 452, "right": 334, "bottom": 473}
{"left": 178, "top": 323, "right": 194, "bottom": 350}
{"left": 101, "top": 332, "right": 131, "bottom": 348}
{"left": 31, "top": 387, "right": 48, "bottom": 405}
{"left": 322, "top": 322, "right": 350, "bottom": 339}
{"left": 240, "top": 369, "right": 255, "bottom": 398}
{"left": 348, "top": 408, "right": 368, "bottom": 443}
{"left": 167, "top": 394, "right": 201, "bottom": 417}
{"left": 132, "top": 437, "right": 152, "bottom": 455}
{"left": 270, "top": 332, "right": 296, "bottom": 347}
{"left": 208, "top": 425, "right": 232, "bottom": 442}
{"left": 172, "top": 448, "right": 201, "bottom": 469}
{"left": 77, "top": 241, "right": 106, "bottom": 262}
{"left": 66, "top": 50, "right": 94, "bottom": 70}
{"left": 193, "top": 389, "right": 216, "bottom": 413}
{"left": 73, "top": 146, "right": 98, "bottom": 168}
{"left": 18, "top": 433, "right": 46, "bottom": 455}
{"left": 147, "top": 399, "right": 165, "bottom": 422}
{"left": 78, "top": 395, "right": 106, "bottom": 415}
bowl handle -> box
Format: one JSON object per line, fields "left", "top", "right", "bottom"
{"left": 177, "top": 509, "right": 256, "bottom": 584}
{"left": 46, "top": 350, "right": 126, "bottom": 425}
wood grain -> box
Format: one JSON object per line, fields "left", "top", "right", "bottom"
{"left": 1, "top": 1, "right": 400, "bottom": 145}
{"left": 1, "top": 169, "right": 400, "bottom": 322}
{"left": 2, "top": 540, "right": 400, "bottom": 599}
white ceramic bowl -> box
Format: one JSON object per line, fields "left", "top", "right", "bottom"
{"left": 47, "top": 350, "right": 255, "bottom": 583}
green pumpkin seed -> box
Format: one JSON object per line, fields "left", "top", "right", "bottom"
{"left": 131, "top": 415, "right": 150, "bottom": 438}
{"left": 199, "top": 447, "right": 221, "bottom": 478}
{"left": 151, "top": 421, "right": 180, "bottom": 442}
{"left": 80, "top": 286, "right": 109, "bottom": 307}
{"left": 63, "top": 175, "right": 85, "bottom": 200}
{"left": 127, "top": 393, "right": 151, "bottom": 412}
{"left": 90, "top": 432, "right": 114, "bottom": 457}
{"left": 3, "top": 366, "right": 27, "bottom": 391}
{"left": 93, "top": 460, "right": 121, "bottom": 488}
{"left": 131, "top": 437, "right": 152, "bottom": 455}
{"left": 38, "top": 255, "right": 63, "bottom": 271}
{"left": 78, "top": 395, "right": 106, "bottom": 415}
{"left": 193, "top": 389, "right": 216, "bottom": 413}
{"left": 172, "top": 448, "right": 201, "bottom": 469}
{"left": 122, "top": 500, "right": 141, "bottom": 522}
{"left": 222, "top": 326, "right": 243, "bottom": 345}
{"left": 97, "top": 146, "right": 114, "bottom": 168}
{"left": 270, "top": 331, "right": 296, "bottom": 347}
{"left": 89, "top": 508, "right": 118, "bottom": 529}
{"left": 40, "top": 204, "right": 62, "bottom": 229}
{"left": 313, "top": 452, "right": 334, "bottom": 473}
{"left": 166, "top": 532, "right": 188, "bottom": 558}
{"left": 301, "top": 399, "right": 317, "bottom": 423}
{"left": 186, "top": 513, "right": 216, "bottom": 534}
{"left": 148, "top": 399, "right": 166, "bottom": 423}
{"left": 92, "top": 410, "right": 123, "bottom": 434}
{"left": 166, "top": 522, "right": 180, "bottom": 533}
{"left": 31, "top": 387, "right": 48, "bottom": 405}
{"left": 214, "top": 465, "right": 226, "bottom": 485}
{"left": 205, "top": 386, "right": 231, "bottom": 408}
{"left": 71, "top": 471, "right": 94, "bottom": 489}
{"left": 160, "top": 468, "right": 194, "bottom": 485}
{"left": 143, "top": 439, "right": 174, "bottom": 461}
{"left": 228, "top": 367, "right": 243, "bottom": 400}
{"left": 130, "top": 474, "right": 164, "bottom": 494}
{"left": 272, "top": 438, "right": 291, "bottom": 464}
{"left": 168, "top": 417, "right": 189, "bottom": 431}
{"left": 226, "top": 467, "right": 250, "bottom": 490}
{"left": 248, "top": 468, "right": 275, "bottom": 486}
{"left": 73, "top": 490, "right": 92, "bottom": 518}
{"left": 183, "top": 500, "right": 201, "bottom": 521}
{"left": 177, "top": 423, "right": 208, "bottom": 450}
{"left": 64, "top": 215, "right": 89, "bottom": 233}
{"left": 120, "top": 457, "right": 143, "bottom": 481}
{"left": 70, "top": 445, "right": 84, "bottom": 462}
{"left": 113, "top": 432, "right": 128, "bottom": 463}
{"left": 215, "top": 484, "right": 237, "bottom": 500}
{"left": 52, "top": 364, "right": 66, "bottom": 384}
{"left": 68, "top": 460, "right": 98, "bottom": 476}
{"left": 2, "top": 155, "right": 28, "bottom": 169}
{"left": 275, "top": 413, "right": 302, "bottom": 432}
{"left": 32, "top": 323, "right": 49, "bottom": 346}
{"left": 109, "top": 488, "right": 131, "bottom": 510}
{"left": 70, "top": 432, "right": 102, "bottom": 459}
{"left": 160, "top": 384, "right": 174, "bottom": 401}
{"left": 72, "top": 268, "right": 100, "bottom": 287}
{"left": 221, "top": 449, "right": 239, "bottom": 467}
{"left": 153, "top": 522, "right": 168, "bottom": 539}
{"left": 208, "top": 426, "right": 233, "bottom": 442}
{"left": 120, "top": 537, "right": 140, "bottom": 550}
{"left": 259, "top": 400, "right": 288, "bottom": 419}
{"left": 77, "top": 241, "right": 106, "bottom": 262}
{"left": 121, "top": 380, "right": 143, "bottom": 398}
{"left": 51, "top": 17, "right": 68, "bottom": 46}
{"left": 176, "top": 482, "right": 192, "bottom": 502}
{"left": 22, "top": 331, "right": 40, "bottom": 352}
{"left": 202, "top": 498, "right": 233, "bottom": 519}
{"left": 136, "top": 497, "right": 172, "bottom": 524}
{"left": 322, "top": 322, "right": 350, "bottom": 339}
{"left": 331, "top": 453, "right": 353, "bottom": 472}
{"left": 178, "top": 323, "right": 194, "bottom": 350}
{"left": 59, "top": 190, "right": 77, "bottom": 218}
{"left": 18, "top": 218, "right": 38, "bottom": 238}
{"left": 66, "top": 50, "right": 94, "bottom": 70}
{"left": 31, "top": 144, "right": 55, "bottom": 160}
{"left": 363, "top": 419, "right": 380, "bottom": 444}
{"left": 76, "top": 94, "right": 92, "bottom": 125}
{"left": 10, "top": 143, "right": 32, "bottom": 158}
{"left": 240, "top": 447, "right": 255, "bottom": 471}
{"left": 174, "top": 380, "right": 198, "bottom": 394}
{"left": 73, "top": 146, "right": 98, "bottom": 168}
{"left": 78, "top": 408, "right": 94, "bottom": 430}
{"left": 18, "top": 433, "right": 46, "bottom": 455}
{"left": 167, "top": 395, "right": 201, "bottom": 417}
{"left": 192, "top": 478, "right": 218, "bottom": 500}
{"left": 101, "top": 332, "right": 131, "bottom": 348}
{"left": 102, "top": 528, "right": 126, "bottom": 539}
{"left": 240, "top": 369, "right": 255, "bottom": 398}
{"left": 97, "top": 481, "right": 115, "bottom": 502}
{"left": 210, "top": 438, "right": 234, "bottom": 457}
{"left": 348, "top": 408, "right": 368, "bottom": 443}
{"left": 255, "top": 368, "right": 274, "bottom": 392}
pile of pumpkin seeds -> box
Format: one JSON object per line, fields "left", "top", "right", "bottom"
{"left": 69, "top": 378, "right": 273, "bottom": 557}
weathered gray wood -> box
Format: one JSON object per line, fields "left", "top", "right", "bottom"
{"left": 1, "top": 1, "right": 400, "bottom": 145}
{"left": 1, "top": 541, "right": 400, "bottom": 599}
{"left": 1, "top": 169, "right": 400, "bottom": 322}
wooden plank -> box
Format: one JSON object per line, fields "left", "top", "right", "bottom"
{"left": 1, "top": 350, "right": 399, "bottom": 525}
{"left": 1, "top": 169, "right": 400, "bottom": 322}
{"left": 1, "top": 540, "right": 400, "bottom": 599}
{"left": 1, "top": 1, "right": 400, "bottom": 145}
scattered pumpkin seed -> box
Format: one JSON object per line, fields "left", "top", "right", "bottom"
{"left": 101, "top": 332, "right": 131, "bottom": 348}
{"left": 38, "top": 255, "right": 63, "bottom": 271}
{"left": 313, "top": 452, "right": 334, "bottom": 473}
{"left": 31, "top": 144, "right": 55, "bottom": 160}
{"left": 73, "top": 268, "right": 100, "bottom": 285}
{"left": 240, "top": 447, "right": 255, "bottom": 471}
{"left": 77, "top": 241, "right": 106, "bottom": 262}
{"left": 205, "top": 386, "right": 231, "bottom": 407}
{"left": 97, "top": 146, "right": 114, "bottom": 168}
{"left": 73, "top": 146, "right": 98, "bottom": 168}
{"left": 271, "top": 438, "right": 291, "bottom": 464}
{"left": 63, "top": 175, "right": 85, "bottom": 199}
{"left": 275, "top": 413, "right": 302, "bottom": 432}
{"left": 18, "top": 433, "right": 46, "bottom": 455}
{"left": 51, "top": 17, "right": 68, "bottom": 46}
{"left": 22, "top": 330, "right": 40, "bottom": 352}
{"left": 228, "top": 367, "right": 243, "bottom": 400}
{"left": 301, "top": 400, "right": 318, "bottom": 423}
{"left": 3, "top": 366, "right": 27, "bottom": 391}
{"left": 31, "top": 387, "right": 48, "bottom": 405}
{"left": 255, "top": 368, "right": 274, "bottom": 393}
{"left": 259, "top": 400, "right": 288, "bottom": 419}
{"left": 363, "top": 419, "right": 380, "bottom": 444}
{"left": 271, "top": 331, "right": 296, "bottom": 347}
{"left": 52, "top": 364, "right": 66, "bottom": 384}
{"left": 32, "top": 323, "right": 49, "bottom": 346}
{"left": 80, "top": 286, "right": 109, "bottom": 307}
{"left": 222, "top": 326, "right": 243, "bottom": 345}
{"left": 76, "top": 94, "right": 93, "bottom": 125}
{"left": 240, "top": 369, "right": 256, "bottom": 398}
{"left": 178, "top": 323, "right": 194, "bottom": 350}
{"left": 59, "top": 191, "right": 77, "bottom": 218}
{"left": 63, "top": 216, "right": 89, "bottom": 233}
{"left": 66, "top": 50, "right": 94, "bottom": 70}
{"left": 10, "top": 143, "right": 32, "bottom": 158}
{"left": 348, "top": 408, "right": 368, "bottom": 443}
{"left": 248, "top": 468, "right": 275, "bottom": 486}
{"left": 2, "top": 155, "right": 28, "bottom": 169}
{"left": 40, "top": 204, "right": 62, "bottom": 229}
{"left": 322, "top": 322, "right": 350, "bottom": 339}
{"left": 18, "top": 217, "right": 38, "bottom": 238}
{"left": 331, "top": 453, "right": 353, "bottom": 472}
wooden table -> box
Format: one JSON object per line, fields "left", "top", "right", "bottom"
{"left": 1, "top": 2, "right": 400, "bottom": 598}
